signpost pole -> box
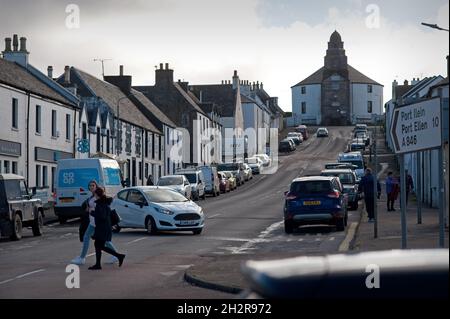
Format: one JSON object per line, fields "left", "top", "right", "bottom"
{"left": 417, "top": 151, "right": 422, "bottom": 224}
{"left": 438, "top": 147, "right": 445, "bottom": 247}
{"left": 374, "top": 125, "right": 378, "bottom": 239}
{"left": 400, "top": 154, "right": 407, "bottom": 249}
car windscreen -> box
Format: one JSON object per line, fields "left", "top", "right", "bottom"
{"left": 280, "top": 141, "right": 290, "bottom": 146}
{"left": 183, "top": 174, "right": 197, "bottom": 184}
{"left": 321, "top": 172, "right": 355, "bottom": 184}
{"left": 157, "top": 177, "right": 183, "bottom": 186}
{"left": 217, "top": 164, "right": 238, "bottom": 171}
{"left": 290, "top": 181, "right": 332, "bottom": 195}
{"left": 143, "top": 189, "right": 188, "bottom": 202}
{"left": 247, "top": 158, "right": 259, "bottom": 164}
{"left": 103, "top": 167, "right": 122, "bottom": 186}
{"left": 340, "top": 160, "right": 364, "bottom": 169}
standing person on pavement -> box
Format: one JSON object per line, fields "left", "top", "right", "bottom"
{"left": 385, "top": 172, "right": 398, "bottom": 211}
{"left": 89, "top": 187, "right": 125, "bottom": 270}
{"left": 146, "top": 174, "right": 154, "bottom": 186}
{"left": 358, "top": 168, "right": 381, "bottom": 223}
{"left": 71, "top": 181, "right": 119, "bottom": 265}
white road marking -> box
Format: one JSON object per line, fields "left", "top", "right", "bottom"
{"left": 315, "top": 238, "right": 321, "bottom": 242}
{"left": 0, "top": 269, "right": 46, "bottom": 285}
{"left": 339, "top": 222, "right": 358, "bottom": 252}
{"left": 231, "top": 221, "right": 283, "bottom": 254}
{"left": 174, "top": 265, "right": 193, "bottom": 270}
{"left": 208, "top": 213, "right": 222, "bottom": 219}
{"left": 126, "top": 237, "right": 148, "bottom": 245}
{"left": 87, "top": 253, "right": 95, "bottom": 257}
{"left": 203, "top": 236, "right": 251, "bottom": 242}
{"left": 329, "top": 237, "right": 336, "bottom": 241}
{"left": 160, "top": 271, "right": 178, "bottom": 277}
{"left": 298, "top": 238, "right": 304, "bottom": 242}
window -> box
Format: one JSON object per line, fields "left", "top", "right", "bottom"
{"left": 145, "top": 163, "right": 149, "bottom": 178}
{"left": 301, "top": 102, "right": 306, "bottom": 114}
{"left": 145, "top": 132, "right": 148, "bottom": 158}
{"left": 166, "top": 127, "right": 170, "bottom": 145}
{"left": 167, "top": 158, "right": 170, "bottom": 174}
{"left": 368, "top": 85, "right": 373, "bottom": 93}
{"left": 36, "top": 165, "right": 41, "bottom": 188}
{"left": 4, "top": 161, "right": 10, "bottom": 174}
{"left": 82, "top": 122, "right": 87, "bottom": 140}
{"left": 128, "top": 190, "right": 146, "bottom": 204}
{"left": 301, "top": 86, "right": 306, "bottom": 94}
{"left": 106, "top": 129, "right": 110, "bottom": 153}
{"left": 117, "top": 190, "right": 129, "bottom": 201}
{"left": 36, "top": 105, "right": 41, "bottom": 134}
{"left": 42, "top": 166, "right": 48, "bottom": 187}
{"left": 151, "top": 133, "right": 155, "bottom": 159}
{"left": 66, "top": 114, "right": 71, "bottom": 140}
{"left": 139, "top": 162, "right": 142, "bottom": 180}
{"left": 158, "top": 165, "right": 161, "bottom": 180}
{"left": 51, "top": 167, "right": 56, "bottom": 192}
{"left": 12, "top": 162, "right": 18, "bottom": 174}
{"left": 12, "top": 98, "right": 18, "bottom": 129}
{"left": 51, "top": 110, "right": 57, "bottom": 137}
{"left": 367, "top": 101, "right": 373, "bottom": 114}
{"left": 158, "top": 135, "right": 162, "bottom": 161}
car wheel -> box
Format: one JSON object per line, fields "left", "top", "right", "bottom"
{"left": 284, "top": 221, "right": 294, "bottom": 234}
{"left": 192, "top": 229, "right": 203, "bottom": 235}
{"left": 336, "top": 218, "right": 345, "bottom": 231}
{"left": 10, "top": 213, "right": 23, "bottom": 241}
{"left": 202, "top": 192, "right": 206, "bottom": 200}
{"left": 32, "top": 212, "right": 43, "bottom": 237}
{"left": 112, "top": 225, "right": 121, "bottom": 233}
{"left": 145, "top": 216, "right": 157, "bottom": 235}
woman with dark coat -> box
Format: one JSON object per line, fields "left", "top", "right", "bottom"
{"left": 88, "top": 187, "right": 126, "bottom": 270}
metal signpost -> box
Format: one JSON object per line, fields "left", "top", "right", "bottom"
{"left": 390, "top": 97, "right": 443, "bottom": 248}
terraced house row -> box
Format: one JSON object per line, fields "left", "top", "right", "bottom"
{"left": 0, "top": 34, "right": 285, "bottom": 192}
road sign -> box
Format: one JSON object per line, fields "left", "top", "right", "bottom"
{"left": 390, "top": 97, "right": 442, "bottom": 154}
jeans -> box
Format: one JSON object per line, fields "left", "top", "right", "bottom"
{"left": 80, "top": 224, "right": 116, "bottom": 258}
{"left": 364, "top": 196, "right": 375, "bottom": 219}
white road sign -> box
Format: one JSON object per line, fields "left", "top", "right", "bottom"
{"left": 390, "top": 98, "right": 442, "bottom": 154}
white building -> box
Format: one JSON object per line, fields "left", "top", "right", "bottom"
{"left": 0, "top": 35, "right": 79, "bottom": 191}
{"left": 291, "top": 31, "right": 383, "bottom": 125}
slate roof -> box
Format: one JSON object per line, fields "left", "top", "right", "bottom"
{"left": 292, "top": 65, "right": 383, "bottom": 87}
{"left": 72, "top": 68, "right": 161, "bottom": 134}
{"left": 0, "top": 58, "right": 76, "bottom": 106}
{"left": 189, "top": 84, "right": 237, "bottom": 117}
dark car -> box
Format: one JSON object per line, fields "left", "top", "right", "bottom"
{"left": 316, "top": 127, "right": 329, "bottom": 137}
{"left": 284, "top": 176, "right": 348, "bottom": 233}
{"left": 279, "top": 139, "right": 294, "bottom": 153}
{"left": 296, "top": 125, "right": 309, "bottom": 140}
{"left": 0, "top": 174, "right": 44, "bottom": 240}
{"left": 320, "top": 169, "right": 359, "bottom": 210}
{"left": 349, "top": 139, "right": 366, "bottom": 152}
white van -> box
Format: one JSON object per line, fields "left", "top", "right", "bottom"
{"left": 54, "top": 158, "right": 123, "bottom": 223}
{"left": 198, "top": 166, "right": 220, "bottom": 197}
{"left": 175, "top": 169, "right": 206, "bottom": 201}
{"left": 338, "top": 152, "right": 365, "bottom": 181}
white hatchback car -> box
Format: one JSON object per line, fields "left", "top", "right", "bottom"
{"left": 111, "top": 186, "right": 205, "bottom": 235}
{"left": 157, "top": 175, "right": 192, "bottom": 200}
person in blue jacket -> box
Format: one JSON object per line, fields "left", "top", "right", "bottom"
{"left": 358, "top": 168, "right": 381, "bottom": 222}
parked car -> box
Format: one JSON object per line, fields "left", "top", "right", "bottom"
{"left": 338, "top": 152, "right": 365, "bottom": 181}
{"left": 111, "top": 186, "right": 204, "bottom": 235}
{"left": 320, "top": 169, "right": 359, "bottom": 210}
{"left": 222, "top": 171, "right": 237, "bottom": 190}
{"left": 286, "top": 138, "right": 297, "bottom": 150}
{"left": 247, "top": 157, "right": 264, "bottom": 174}
{"left": 354, "top": 131, "right": 370, "bottom": 146}
{"left": 296, "top": 125, "right": 309, "bottom": 140}
{"left": 287, "top": 132, "right": 301, "bottom": 145}
{"left": 175, "top": 169, "right": 206, "bottom": 201}
{"left": 324, "top": 163, "right": 358, "bottom": 171}
{"left": 283, "top": 176, "right": 348, "bottom": 233}
{"left": 54, "top": 158, "right": 123, "bottom": 224}
{"left": 217, "top": 163, "right": 245, "bottom": 186}
{"left": 354, "top": 124, "right": 368, "bottom": 132}
{"left": 242, "top": 163, "right": 253, "bottom": 181}
{"left": 279, "top": 139, "right": 294, "bottom": 153}
{"left": 198, "top": 166, "right": 220, "bottom": 197}
{"left": 349, "top": 139, "right": 366, "bottom": 152}
{"left": 218, "top": 172, "right": 231, "bottom": 193}
{"left": 0, "top": 174, "right": 44, "bottom": 240}
{"left": 156, "top": 175, "right": 192, "bottom": 200}
{"left": 255, "top": 154, "right": 271, "bottom": 167}
{"left": 316, "top": 127, "right": 329, "bottom": 137}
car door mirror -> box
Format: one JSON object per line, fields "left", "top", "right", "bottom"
{"left": 284, "top": 191, "right": 289, "bottom": 196}
{"left": 137, "top": 201, "right": 147, "bottom": 208}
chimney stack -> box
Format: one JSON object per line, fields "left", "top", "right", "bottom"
{"left": 47, "top": 66, "right": 53, "bottom": 78}
{"left": 404, "top": 80, "right": 408, "bottom": 86}
{"left": 155, "top": 62, "right": 174, "bottom": 87}
{"left": 119, "top": 65, "right": 124, "bottom": 76}
{"left": 19, "top": 37, "right": 27, "bottom": 52}
{"left": 232, "top": 70, "right": 239, "bottom": 89}
{"left": 4, "top": 37, "right": 12, "bottom": 52}
{"left": 64, "top": 66, "right": 71, "bottom": 84}
{"left": 392, "top": 79, "right": 398, "bottom": 100}
{"left": 12, "top": 34, "right": 18, "bottom": 51}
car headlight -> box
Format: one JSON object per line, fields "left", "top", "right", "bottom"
{"left": 198, "top": 208, "right": 204, "bottom": 215}
{"left": 155, "top": 207, "right": 174, "bottom": 215}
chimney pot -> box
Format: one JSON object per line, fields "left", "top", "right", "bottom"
{"left": 165, "top": 63, "right": 169, "bottom": 70}
{"left": 19, "top": 37, "right": 27, "bottom": 52}
{"left": 404, "top": 80, "right": 408, "bottom": 86}
{"left": 64, "top": 66, "right": 71, "bottom": 84}
{"left": 119, "top": 65, "right": 124, "bottom": 76}
{"left": 47, "top": 66, "right": 53, "bottom": 78}
{"left": 160, "top": 63, "right": 163, "bottom": 70}
{"left": 233, "top": 70, "right": 237, "bottom": 77}
{"left": 12, "top": 34, "right": 18, "bottom": 51}
{"left": 4, "top": 37, "right": 12, "bottom": 52}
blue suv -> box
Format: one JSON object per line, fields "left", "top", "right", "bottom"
{"left": 284, "top": 176, "right": 348, "bottom": 233}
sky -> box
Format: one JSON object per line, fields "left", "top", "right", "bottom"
{"left": 0, "top": 0, "right": 448, "bottom": 112}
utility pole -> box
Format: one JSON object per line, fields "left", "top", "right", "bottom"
{"left": 93, "top": 58, "right": 112, "bottom": 77}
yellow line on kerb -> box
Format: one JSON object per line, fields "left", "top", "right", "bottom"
{"left": 339, "top": 222, "right": 358, "bottom": 252}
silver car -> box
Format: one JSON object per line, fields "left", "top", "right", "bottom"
{"left": 157, "top": 175, "right": 192, "bottom": 200}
